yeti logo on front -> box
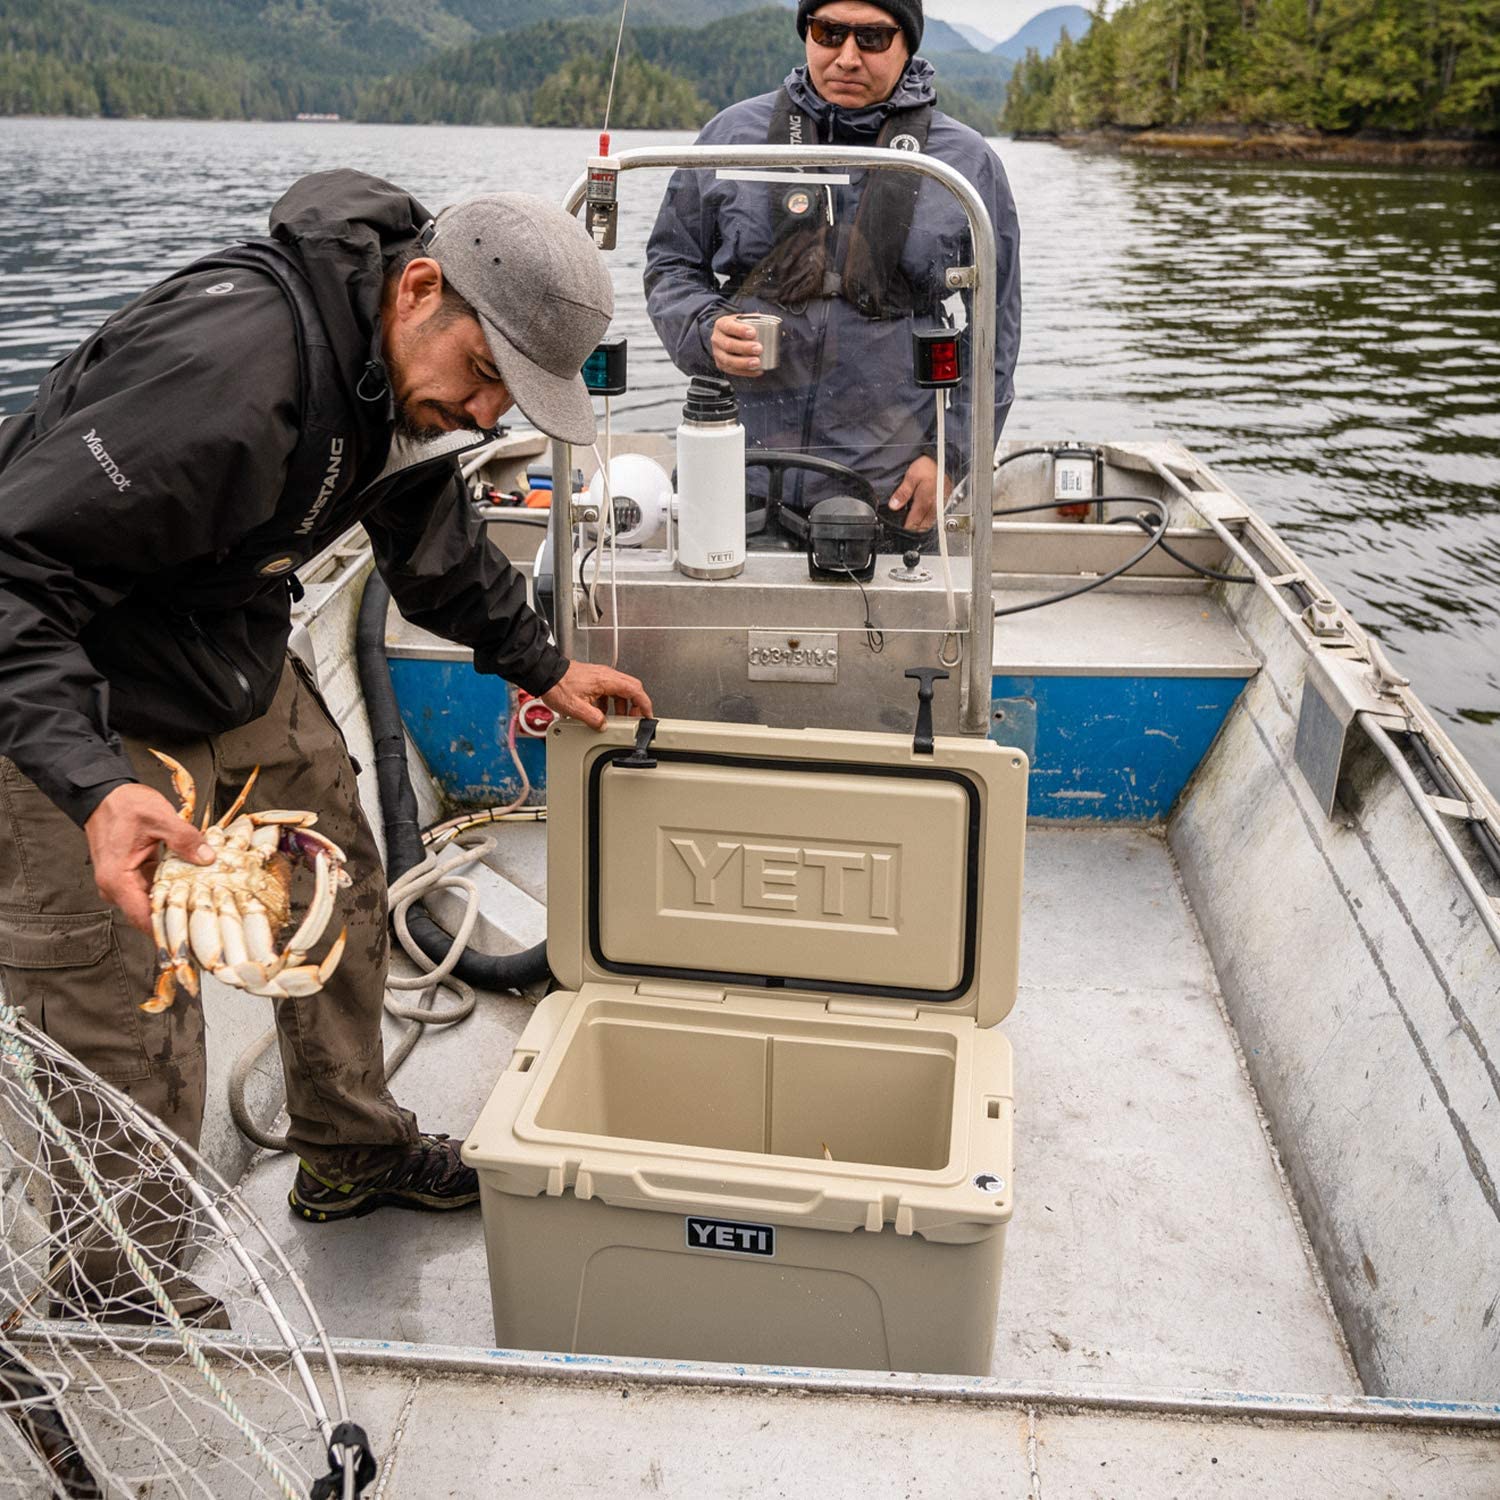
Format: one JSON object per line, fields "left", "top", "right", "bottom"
{"left": 685, "top": 1215, "right": 775, "bottom": 1259}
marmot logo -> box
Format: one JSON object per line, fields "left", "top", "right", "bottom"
{"left": 295, "top": 438, "right": 345, "bottom": 536}
{"left": 81, "top": 428, "right": 130, "bottom": 491}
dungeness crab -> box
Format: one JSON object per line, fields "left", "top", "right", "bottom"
{"left": 143, "top": 751, "right": 350, "bottom": 1013}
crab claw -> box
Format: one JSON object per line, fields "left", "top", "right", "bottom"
{"left": 141, "top": 967, "right": 178, "bottom": 1014}
{"left": 286, "top": 828, "right": 351, "bottom": 887}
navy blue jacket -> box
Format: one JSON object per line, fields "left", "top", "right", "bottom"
{"left": 645, "top": 60, "right": 1021, "bottom": 514}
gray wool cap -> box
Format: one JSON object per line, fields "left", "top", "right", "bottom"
{"left": 427, "top": 193, "right": 613, "bottom": 445}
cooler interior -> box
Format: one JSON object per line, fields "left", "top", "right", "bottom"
{"left": 530, "top": 997, "right": 958, "bottom": 1171}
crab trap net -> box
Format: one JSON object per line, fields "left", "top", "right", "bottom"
{"left": 0, "top": 1002, "right": 374, "bottom": 1499}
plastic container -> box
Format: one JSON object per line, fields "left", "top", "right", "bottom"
{"left": 464, "top": 718, "right": 1028, "bottom": 1375}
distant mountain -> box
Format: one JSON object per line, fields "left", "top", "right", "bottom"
{"left": 993, "top": 5, "right": 1093, "bottom": 61}
{"left": 921, "top": 17, "right": 978, "bottom": 51}
{"left": 949, "top": 21, "right": 1000, "bottom": 52}
{"left": 359, "top": 8, "right": 1009, "bottom": 131}
{"left": 0, "top": 0, "right": 1014, "bottom": 128}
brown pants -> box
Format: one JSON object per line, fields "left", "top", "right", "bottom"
{"left": 0, "top": 656, "right": 417, "bottom": 1185}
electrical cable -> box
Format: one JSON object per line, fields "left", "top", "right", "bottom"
{"left": 590, "top": 399, "right": 621, "bottom": 667}
{"left": 1107, "top": 513, "right": 1255, "bottom": 584}
{"left": 993, "top": 447, "right": 1054, "bottom": 473}
{"left": 578, "top": 542, "right": 600, "bottom": 615}
{"left": 837, "top": 566, "right": 884, "bottom": 652}
{"left": 993, "top": 495, "right": 1169, "bottom": 618}
{"left": 932, "top": 391, "right": 961, "bottom": 668}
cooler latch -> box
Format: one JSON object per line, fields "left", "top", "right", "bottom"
{"left": 619, "top": 717, "right": 660, "bottom": 769}
{"left": 905, "top": 668, "right": 949, "bottom": 755}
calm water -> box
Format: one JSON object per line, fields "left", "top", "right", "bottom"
{"left": 3, "top": 119, "right": 1497, "bottom": 788}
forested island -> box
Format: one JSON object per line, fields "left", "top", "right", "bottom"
{"left": 0, "top": 0, "right": 1008, "bottom": 133}
{"left": 3, "top": 0, "right": 1492, "bottom": 157}
{"left": 1003, "top": 0, "right": 1499, "bottom": 153}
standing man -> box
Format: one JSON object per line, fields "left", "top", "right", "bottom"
{"left": 645, "top": 0, "right": 1021, "bottom": 544}
{"left": 0, "top": 170, "right": 649, "bottom": 1315}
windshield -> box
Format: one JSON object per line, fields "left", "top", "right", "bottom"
{"left": 539, "top": 150, "right": 997, "bottom": 734}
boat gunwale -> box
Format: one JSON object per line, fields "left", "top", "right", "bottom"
{"left": 19, "top": 1326, "right": 1500, "bottom": 1432}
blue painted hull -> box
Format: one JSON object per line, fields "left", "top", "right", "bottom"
{"left": 392, "top": 656, "right": 1246, "bottom": 823}
{"left": 990, "top": 674, "right": 1247, "bottom": 822}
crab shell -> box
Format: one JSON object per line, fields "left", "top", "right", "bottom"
{"left": 144, "top": 753, "right": 351, "bottom": 1012}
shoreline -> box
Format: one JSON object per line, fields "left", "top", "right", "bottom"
{"left": 1016, "top": 125, "right": 1500, "bottom": 169}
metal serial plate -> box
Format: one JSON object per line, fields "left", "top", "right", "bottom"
{"left": 747, "top": 631, "right": 839, "bottom": 684}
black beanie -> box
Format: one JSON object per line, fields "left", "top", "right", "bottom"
{"left": 797, "top": 0, "right": 924, "bottom": 56}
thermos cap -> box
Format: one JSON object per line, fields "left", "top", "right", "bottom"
{"left": 683, "top": 376, "right": 740, "bottom": 425}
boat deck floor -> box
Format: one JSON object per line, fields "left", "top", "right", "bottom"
{"left": 228, "top": 824, "right": 1358, "bottom": 1397}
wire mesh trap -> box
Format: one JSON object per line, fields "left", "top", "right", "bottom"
{"left": 0, "top": 1003, "right": 372, "bottom": 1499}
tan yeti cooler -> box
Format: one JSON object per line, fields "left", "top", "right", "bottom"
{"left": 463, "top": 716, "right": 1027, "bottom": 1376}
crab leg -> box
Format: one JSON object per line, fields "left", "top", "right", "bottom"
{"left": 162, "top": 881, "right": 199, "bottom": 998}
{"left": 148, "top": 751, "right": 197, "bottom": 823}
{"left": 187, "top": 890, "right": 223, "bottom": 972}
{"left": 215, "top": 888, "right": 250, "bottom": 984}
{"left": 251, "top": 927, "right": 348, "bottom": 999}
{"left": 284, "top": 851, "right": 335, "bottom": 958}
{"left": 142, "top": 887, "right": 180, "bottom": 1014}
{"left": 213, "top": 765, "right": 261, "bottom": 831}
{"left": 235, "top": 895, "right": 279, "bottom": 988}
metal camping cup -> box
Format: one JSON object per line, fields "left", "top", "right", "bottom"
{"left": 737, "top": 313, "right": 783, "bottom": 372}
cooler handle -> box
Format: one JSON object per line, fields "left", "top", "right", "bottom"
{"left": 631, "top": 1172, "right": 826, "bottom": 1218}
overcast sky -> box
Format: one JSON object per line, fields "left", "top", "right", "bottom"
{"left": 928, "top": 0, "right": 1086, "bottom": 44}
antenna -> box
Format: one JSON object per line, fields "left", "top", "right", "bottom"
{"left": 587, "top": 0, "right": 629, "bottom": 250}
{"left": 602, "top": 0, "right": 631, "bottom": 147}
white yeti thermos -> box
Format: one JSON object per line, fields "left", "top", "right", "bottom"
{"left": 674, "top": 376, "right": 746, "bottom": 579}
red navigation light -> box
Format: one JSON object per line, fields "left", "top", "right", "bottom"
{"left": 913, "top": 329, "right": 963, "bottom": 389}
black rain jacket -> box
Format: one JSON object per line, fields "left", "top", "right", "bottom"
{"left": 0, "top": 170, "right": 567, "bottom": 827}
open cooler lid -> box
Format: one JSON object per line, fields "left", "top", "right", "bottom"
{"left": 547, "top": 718, "right": 1027, "bottom": 1027}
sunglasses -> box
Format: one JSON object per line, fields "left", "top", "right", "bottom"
{"left": 807, "top": 17, "right": 903, "bottom": 53}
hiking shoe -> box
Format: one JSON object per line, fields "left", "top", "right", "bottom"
{"left": 288, "top": 1134, "right": 479, "bottom": 1223}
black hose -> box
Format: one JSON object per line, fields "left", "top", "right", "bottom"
{"left": 993, "top": 495, "right": 1171, "bottom": 618}
{"left": 995, "top": 447, "right": 1054, "bottom": 469}
{"left": 356, "top": 570, "right": 551, "bottom": 991}
{"left": 1108, "top": 513, "right": 1254, "bottom": 584}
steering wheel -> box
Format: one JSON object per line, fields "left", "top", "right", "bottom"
{"left": 746, "top": 449, "right": 878, "bottom": 509}
{"left": 744, "top": 449, "right": 878, "bottom": 546}
{"left": 743, "top": 449, "right": 942, "bottom": 554}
